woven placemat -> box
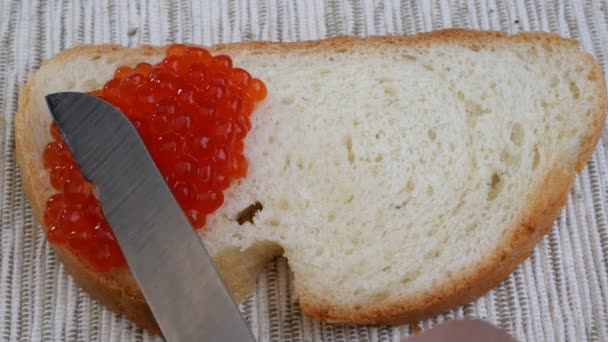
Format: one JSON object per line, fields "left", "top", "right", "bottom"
{"left": 1, "top": 1, "right": 607, "bottom": 341}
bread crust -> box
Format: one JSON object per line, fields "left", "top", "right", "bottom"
{"left": 15, "top": 29, "right": 607, "bottom": 333}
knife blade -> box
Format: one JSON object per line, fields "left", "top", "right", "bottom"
{"left": 46, "top": 92, "right": 255, "bottom": 342}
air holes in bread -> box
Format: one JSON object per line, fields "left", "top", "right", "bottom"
{"left": 236, "top": 202, "right": 263, "bottom": 225}
{"left": 569, "top": 81, "right": 580, "bottom": 99}
{"left": 465, "top": 100, "right": 490, "bottom": 127}
{"left": 283, "top": 154, "right": 291, "bottom": 171}
{"left": 426, "top": 250, "right": 440, "bottom": 259}
{"left": 406, "top": 180, "right": 415, "bottom": 192}
{"left": 452, "top": 200, "right": 465, "bottom": 215}
{"left": 487, "top": 173, "right": 503, "bottom": 200}
{"left": 372, "top": 291, "right": 390, "bottom": 302}
{"left": 465, "top": 100, "right": 490, "bottom": 116}
{"left": 376, "top": 76, "right": 395, "bottom": 83}
{"left": 510, "top": 123, "right": 524, "bottom": 146}
{"left": 384, "top": 87, "right": 397, "bottom": 96}
{"left": 502, "top": 149, "right": 520, "bottom": 166}
{"left": 328, "top": 211, "right": 336, "bottom": 222}
{"left": 344, "top": 136, "right": 355, "bottom": 164}
{"left": 532, "top": 146, "right": 541, "bottom": 170}
{"left": 395, "top": 200, "right": 409, "bottom": 210}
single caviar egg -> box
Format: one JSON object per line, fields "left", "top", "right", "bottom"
{"left": 42, "top": 44, "right": 267, "bottom": 272}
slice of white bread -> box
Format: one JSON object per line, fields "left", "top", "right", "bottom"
{"left": 15, "top": 29, "right": 607, "bottom": 334}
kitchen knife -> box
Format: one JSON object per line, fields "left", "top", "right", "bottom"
{"left": 46, "top": 92, "right": 255, "bottom": 342}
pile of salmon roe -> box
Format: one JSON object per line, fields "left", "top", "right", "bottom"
{"left": 42, "top": 44, "right": 267, "bottom": 271}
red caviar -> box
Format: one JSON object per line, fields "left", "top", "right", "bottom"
{"left": 43, "top": 44, "right": 267, "bottom": 272}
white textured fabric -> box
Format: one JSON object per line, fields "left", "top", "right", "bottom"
{"left": 1, "top": 0, "right": 607, "bottom": 341}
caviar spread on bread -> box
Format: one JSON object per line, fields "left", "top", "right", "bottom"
{"left": 41, "top": 44, "right": 267, "bottom": 271}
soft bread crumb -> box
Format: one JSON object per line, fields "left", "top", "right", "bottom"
{"left": 206, "top": 38, "right": 603, "bottom": 307}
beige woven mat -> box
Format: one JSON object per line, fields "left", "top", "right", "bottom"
{"left": 1, "top": 0, "right": 607, "bottom": 341}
